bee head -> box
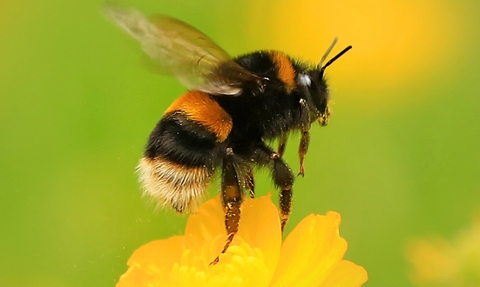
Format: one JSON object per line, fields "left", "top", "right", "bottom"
{"left": 299, "top": 39, "right": 352, "bottom": 126}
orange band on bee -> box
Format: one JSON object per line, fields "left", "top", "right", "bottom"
{"left": 164, "top": 91, "right": 233, "bottom": 142}
{"left": 268, "top": 51, "right": 296, "bottom": 93}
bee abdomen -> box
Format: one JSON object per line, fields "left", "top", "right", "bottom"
{"left": 138, "top": 157, "right": 213, "bottom": 212}
{"left": 138, "top": 90, "right": 233, "bottom": 212}
{"left": 164, "top": 91, "right": 233, "bottom": 143}
{"left": 140, "top": 114, "right": 219, "bottom": 212}
{"left": 145, "top": 112, "right": 220, "bottom": 167}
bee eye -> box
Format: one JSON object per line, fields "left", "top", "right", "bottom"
{"left": 298, "top": 73, "right": 312, "bottom": 87}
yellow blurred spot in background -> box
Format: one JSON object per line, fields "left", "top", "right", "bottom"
{"left": 248, "top": 0, "right": 464, "bottom": 109}
{"left": 406, "top": 214, "right": 480, "bottom": 286}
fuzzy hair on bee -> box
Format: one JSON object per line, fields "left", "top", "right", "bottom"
{"left": 105, "top": 5, "right": 352, "bottom": 263}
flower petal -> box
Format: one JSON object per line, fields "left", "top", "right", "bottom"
{"left": 184, "top": 194, "right": 226, "bottom": 252}
{"left": 318, "top": 260, "right": 368, "bottom": 287}
{"left": 116, "top": 265, "right": 159, "bottom": 287}
{"left": 236, "top": 194, "right": 282, "bottom": 273}
{"left": 116, "top": 236, "right": 184, "bottom": 287}
{"left": 183, "top": 194, "right": 281, "bottom": 271}
{"left": 270, "top": 211, "right": 350, "bottom": 287}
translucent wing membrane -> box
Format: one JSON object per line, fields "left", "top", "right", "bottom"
{"left": 105, "top": 6, "right": 261, "bottom": 95}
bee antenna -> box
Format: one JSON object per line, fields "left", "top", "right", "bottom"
{"left": 318, "top": 37, "right": 338, "bottom": 69}
{"left": 320, "top": 43, "right": 353, "bottom": 73}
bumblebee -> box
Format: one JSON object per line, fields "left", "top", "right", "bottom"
{"left": 106, "top": 6, "right": 351, "bottom": 260}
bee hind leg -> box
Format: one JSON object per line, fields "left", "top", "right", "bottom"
{"left": 211, "top": 147, "right": 243, "bottom": 265}
{"left": 245, "top": 166, "right": 255, "bottom": 198}
{"left": 277, "top": 133, "right": 288, "bottom": 158}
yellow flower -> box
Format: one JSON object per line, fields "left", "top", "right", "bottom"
{"left": 406, "top": 214, "right": 480, "bottom": 287}
{"left": 117, "top": 194, "right": 368, "bottom": 287}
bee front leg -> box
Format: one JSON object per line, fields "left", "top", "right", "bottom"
{"left": 211, "top": 147, "right": 243, "bottom": 265}
{"left": 298, "top": 98, "right": 311, "bottom": 177}
{"left": 298, "top": 130, "right": 310, "bottom": 177}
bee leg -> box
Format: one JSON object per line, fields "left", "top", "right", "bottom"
{"left": 275, "top": 156, "right": 295, "bottom": 232}
{"left": 277, "top": 134, "right": 288, "bottom": 158}
{"left": 211, "top": 147, "right": 243, "bottom": 265}
{"left": 253, "top": 143, "right": 294, "bottom": 232}
{"left": 298, "top": 130, "right": 310, "bottom": 177}
{"left": 245, "top": 166, "right": 255, "bottom": 198}
{"left": 298, "top": 98, "right": 311, "bottom": 177}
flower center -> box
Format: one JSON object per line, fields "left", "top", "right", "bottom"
{"left": 171, "top": 236, "right": 272, "bottom": 287}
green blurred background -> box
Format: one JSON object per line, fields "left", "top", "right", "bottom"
{"left": 1, "top": 0, "right": 479, "bottom": 286}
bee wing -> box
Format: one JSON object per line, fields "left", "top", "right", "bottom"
{"left": 105, "top": 6, "right": 263, "bottom": 95}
